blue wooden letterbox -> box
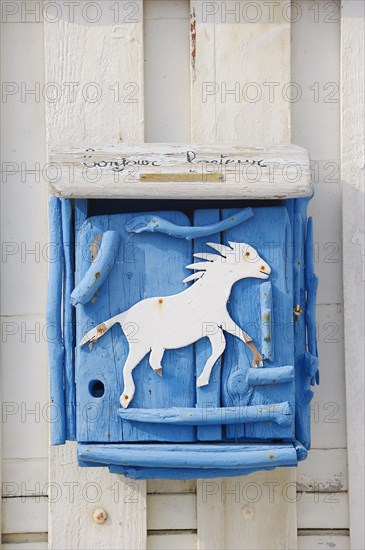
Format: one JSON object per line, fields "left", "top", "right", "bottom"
{"left": 48, "top": 144, "right": 318, "bottom": 479}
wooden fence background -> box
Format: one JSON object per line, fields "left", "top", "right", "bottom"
{"left": 1, "top": 1, "right": 363, "bottom": 548}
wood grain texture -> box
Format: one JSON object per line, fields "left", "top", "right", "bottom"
{"left": 190, "top": 1, "right": 297, "bottom": 548}
{"left": 75, "top": 211, "right": 195, "bottom": 442}
{"left": 61, "top": 199, "right": 76, "bottom": 440}
{"left": 44, "top": 2, "right": 147, "bottom": 547}
{"left": 48, "top": 443, "right": 146, "bottom": 550}
{"left": 47, "top": 197, "right": 66, "bottom": 444}
{"left": 50, "top": 144, "right": 311, "bottom": 199}
{"left": 71, "top": 230, "right": 120, "bottom": 306}
{"left": 221, "top": 207, "right": 295, "bottom": 441}
{"left": 194, "top": 209, "right": 222, "bottom": 441}
{"left": 341, "top": 2, "right": 365, "bottom": 548}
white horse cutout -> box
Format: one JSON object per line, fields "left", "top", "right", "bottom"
{"left": 80, "top": 241, "right": 271, "bottom": 408}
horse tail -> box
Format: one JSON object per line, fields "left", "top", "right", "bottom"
{"left": 78, "top": 313, "right": 125, "bottom": 347}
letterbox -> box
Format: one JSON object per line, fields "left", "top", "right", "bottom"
{"left": 48, "top": 144, "right": 318, "bottom": 479}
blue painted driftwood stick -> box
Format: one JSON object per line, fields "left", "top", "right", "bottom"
{"left": 47, "top": 197, "right": 66, "bottom": 444}
{"left": 61, "top": 199, "right": 76, "bottom": 440}
{"left": 194, "top": 209, "right": 222, "bottom": 441}
{"left": 71, "top": 230, "right": 120, "bottom": 306}
{"left": 118, "top": 402, "right": 292, "bottom": 426}
{"left": 246, "top": 365, "right": 294, "bottom": 385}
{"left": 125, "top": 207, "right": 254, "bottom": 239}
{"left": 106, "top": 465, "right": 281, "bottom": 480}
{"left": 78, "top": 442, "right": 298, "bottom": 469}
{"left": 305, "top": 216, "right": 319, "bottom": 384}
{"left": 107, "top": 465, "right": 279, "bottom": 479}
{"left": 260, "top": 281, "right": 273, "bottom": 362}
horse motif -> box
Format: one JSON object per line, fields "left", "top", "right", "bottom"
{"left": 80, "top": 241, "right": 271, "bottom": 408}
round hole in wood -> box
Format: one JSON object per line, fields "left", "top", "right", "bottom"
{"left": 89, "top": 380, "right": 105, "bottom": 398}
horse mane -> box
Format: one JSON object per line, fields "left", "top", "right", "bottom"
{"left": 183, "top": 242, "right": 237, "bottom": 284}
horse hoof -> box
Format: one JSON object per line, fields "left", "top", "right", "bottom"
{"left": 197, "top": 377, "right": 208, "bottom": 388}
{"left": 120, "top": 393, "right": 132, "bottom": 408}
{"left": 155, "top": 368, "right": 163, "bottom": 377}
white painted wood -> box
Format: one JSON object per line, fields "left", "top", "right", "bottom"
{"left": 311, "top": 305, "right": 347, "bottom": 449}
{"left": 144, "top": 1, "right": 191, "bottom": 142}
{"left": 0, "top": 0, "right": 353, "bottom": 545}
{"left": 1, "top": 497, "right": 48, "bottom": 534}
{"left": 0, "top": 13, "right": 49, "bottom": 542}
{"left": 0, "top": 19, "right": 48, "bottom": 317}
{"left": 297, "top": 449, "right": 348, "bottom": 492}
{"left": 297, "top": 493, "right": 349, "bottom": 530}
{"left": 2, "top": 458, "right": 48, "bottom": 496}
{"left": 291, "top": 0, "right": 342, "bottom": 306}
{"left": 50, "top": 143, "right": 311, "bottom": 199}
{"left": 298, "top": 535, "right": 350, "bottom": 550}
{"left": 1, "top": 315, "right": 49, "bottom": 460}
{"left": 147, "top": 534, "right": 197, "bottom": 550}
{"left": 191, "top": 1, "right": 291, "bottom": 144}
{"left": 49, "top": 443, "right": 146, "bottom": 550}
{"left": 197, "top": 469, "right": 298, "bottom": 550}
{"left": 341, "top": 2, "right": 365, "bottom": 549}
{"left": 191, "top": 2, "right": 296, "bottom": 548}
{"left": 44, "top": 2, "right": 147, "bottom": 548}
{"left": 147, "top": 494, "right": 197, "bottom": 531}
{"left": 2, "top": 543, "right": 48, "bottom": 550}
{"left": 147, "top": 479, "right": 196, "bottom": 494}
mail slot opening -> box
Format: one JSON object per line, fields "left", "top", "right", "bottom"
{"left": 88, "top": 198, "right": 285, "bottom": 220}
{"left": 89, "top": 380, "right": 105, "bottom": 398}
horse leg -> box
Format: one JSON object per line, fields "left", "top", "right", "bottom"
{"left": 120, "top": 345, "right": 149, "bottom": 408}
{"left": 149, "top": 347, "right": 165, "bottom": 377}
{"left": 197, "top": 329, "right": 226, "bottom": 388}
{"left": 223, "top": 319, "right": 263, "bottom": 367}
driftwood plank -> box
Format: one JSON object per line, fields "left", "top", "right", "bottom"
{"left": 50, "top": 144, "right": 311, "bottom": 199}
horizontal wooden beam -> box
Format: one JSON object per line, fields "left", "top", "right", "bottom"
{"left": 50, "top": 143, "right": 311, "bottom": 199}
{"left": 78, "top": 443, "right": 300, "bottom": 470}
{"left": 118, "top": 402, "right": 292, "bottom": 426}
{"left": 246, "top": 366, "right": 294, "bottom": 386}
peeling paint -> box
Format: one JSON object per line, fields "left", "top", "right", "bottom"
{"left": 90, "top": 234, "right": 102, "bottom": 262}
{"left": 190, "top": 8, "right": 196, "bottom": 82}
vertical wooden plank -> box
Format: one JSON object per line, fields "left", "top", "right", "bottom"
{"left": 194, "top": 210, "right": 222, "bottom": 441}
{"left": 341, "top": 2, "right": 365, "bottom": 548}
{"left": 44, "top": 2, "right": 147, "bottom": 548}
{"left": 47, "top": 197, "right": 66, "bottom": 444}
{"left": 61, "top": 199, "right": 76, "bottom": 440}
{"left": 75, "top": 211, "right": 195, "bottom": 443}
{"left": 191, "top": 1, "right": 297, "bottom": 548}
{"left": 222, "top": 207, "right": 295, "bottom": 442}
{"left": 191, "top": 1, "right": 290, "bottom": 144}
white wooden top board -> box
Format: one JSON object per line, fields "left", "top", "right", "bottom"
{"left": 50, "top": 143, "right": 311, "bottom": 200}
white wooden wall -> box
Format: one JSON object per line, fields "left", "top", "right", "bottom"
{"left": 1, "top": 1, "right": 363, "bottom": 549}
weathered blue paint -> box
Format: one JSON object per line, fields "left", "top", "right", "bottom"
{"left": 71, "top": 230, "right": 120, "bottom": 306}
{"left": 246, "top": 365, "right": 294, "bottom": 385}
{"left": 61, "top": 199, "right": 76, "bottom": 440}
{"left": 293, "top": 198, "right": 315, "bottom": 449}
{"left": 78, "top": 442, "right": 299, "bottom": 469}
{"left": 125, "top": 208, "right": 253, "bottom": 239}
{"left": 107, "top": 465, "right": 279, "bottom": 479}
{"left": 47, "top": 197, "right": 66, "bottom": 444}
{"left": 49, "top": 194, "right": 318, "bottom": 478}
{"left": 305, "top": 217, "right": 319, "bottom": 384}
{"left": 194, "top": 209, "right": 222, "bottom": 441}
{"left": 78, "top": 441, "right": 308, "bottom": 479}
{"left": 118, "top": 402, "right": 292, "bottom": 426}
{"left": 75, "top": 211, "right": 195, "bottom": 443}
{"left": 260, "top": 281, "right": 273, "bottom": 362}
{"left": 222, "top": 207, "right": 295, "bottom": 442}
